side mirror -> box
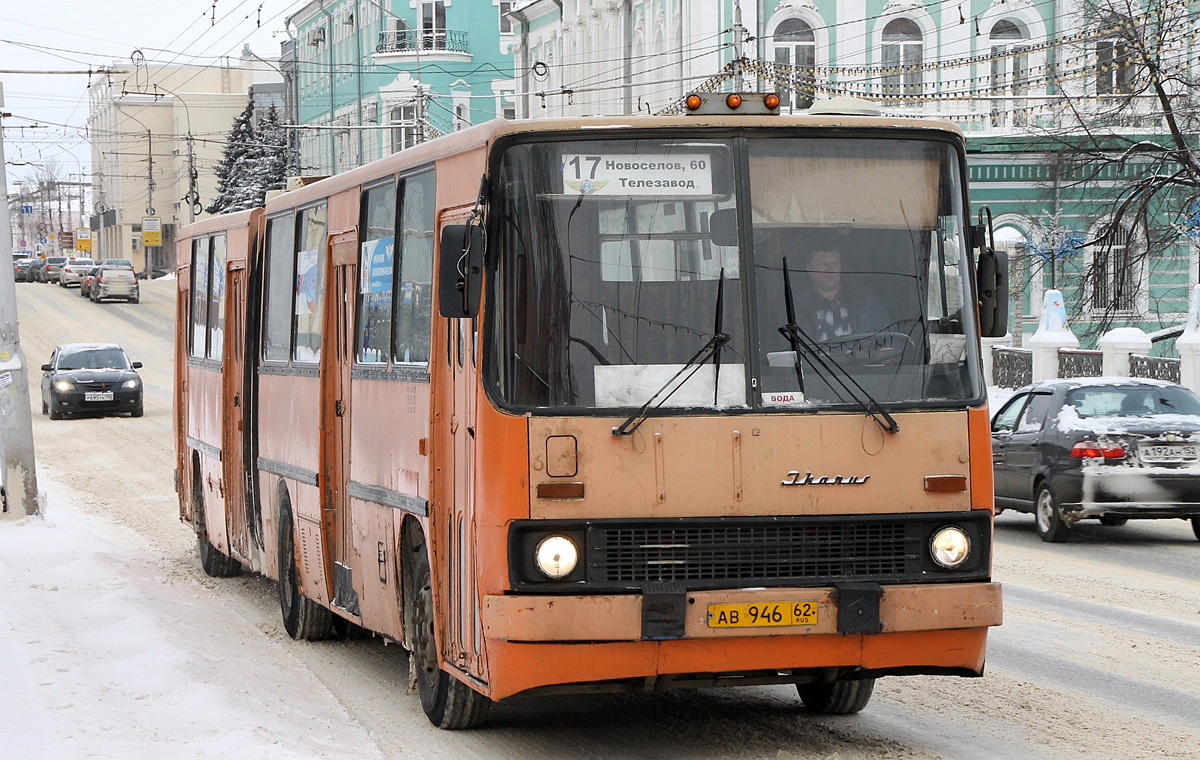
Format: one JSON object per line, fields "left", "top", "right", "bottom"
{"left": 708, "top": 208, "right": 738, "bottom": 247}
{"left": 132, "top": 361, "right": 143, "bottom": 369}
{"left": 977, "top": 248, "right": 1009, "bottom": 338}
{"left": 437, "top": 223, "right": 484, "bottom": 319}
{"left": 40, "top": 364, "right": 52, "bottom": 372}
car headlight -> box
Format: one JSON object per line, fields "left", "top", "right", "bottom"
{"left": 122, "top": 379, "right": 140, "bottom": 389}
{"left": 54, "top": 380, "right": 74, "bottom": 392}
{"left": 930, "top": 526, "right": 971, "bottom": 569}
{"left": 534, "top": 535, "right": 579, "bottom": 579}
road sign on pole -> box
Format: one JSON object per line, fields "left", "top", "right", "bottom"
{"left": 142, "top": 217, "right": 162, "bottom": 247}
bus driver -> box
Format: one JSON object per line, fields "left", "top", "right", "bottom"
{"left": 801, "top": 249, "right": 880, "bottom": 342}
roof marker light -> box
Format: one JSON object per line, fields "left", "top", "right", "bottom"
{"left": 725, "top": 93, "right": 743, "bottom": 109}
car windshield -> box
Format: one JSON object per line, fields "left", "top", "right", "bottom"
{"left": 1065, "top": 386, "right": 1200, "bottom": 417}
{"left": 57, "top": 348, "right": 131, "bottom": 371}
{"left": 489, "top": 133, "right": 982, "bottom": 413}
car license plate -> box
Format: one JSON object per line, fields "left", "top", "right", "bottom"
{"left": 1140, "top": 444, "right": 1199, "bottom": 462}
{"left": 84, "top": 391, "right": 114, "bottom": 402}
{"left": 707, "top": 601, "right": 819, "bottom": 628}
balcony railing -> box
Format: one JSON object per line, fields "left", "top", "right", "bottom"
{"left": 376, "top": 29, "right": 469, "bottom": 55}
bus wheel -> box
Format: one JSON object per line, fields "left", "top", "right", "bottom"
{"left": 411, "top": 548, "right": 490, "bottom": 729}
{"left": 796, "top": 678, "right": 875, "bottom": 715}
{"left": 277, "top": 498, "right": 332, "bottom": 640}
{"left": 194, "top": 471, "right": 241, "bottom": 578}
{"left": 1034, "top": 483, "right": 1070, "bottom": 543}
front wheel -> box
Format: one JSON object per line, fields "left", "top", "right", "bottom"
{"left": 411, "top": 548, "right": 491, "bottom": 729}
{"left": 194, "top": 476, "right": 241, "bottom": 578}
{"left": 796, "top": 678, "right": 875, "bottom": 715}
{"left": 1035, "top": 483, "right": 1070, "bottom": 543}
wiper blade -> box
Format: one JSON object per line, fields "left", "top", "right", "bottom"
{"left": 612, "top": 332, "right": 731, "bottom": 437}
{"left": 778, "top": 257, "right": 899, "bottom": 435}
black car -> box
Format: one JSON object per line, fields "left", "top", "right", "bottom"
{"left": 40, "top": 343, "right": 144, "bottom": 419}
{"left": 992, "top": 378, "right": 1200, "bottom": 542}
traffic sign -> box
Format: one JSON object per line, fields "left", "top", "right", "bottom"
{"left": 142, "top": 217, "right": 162, "bottom": 247}
{"left": 59, "top": 231, "right": 74, "bottom": 248}
{"left": 39, "top": 237, "right": 47, "bottom": 244}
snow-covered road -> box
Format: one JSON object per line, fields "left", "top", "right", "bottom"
{"left": 3, "top": 279, "right": 1199, "bottom": 759}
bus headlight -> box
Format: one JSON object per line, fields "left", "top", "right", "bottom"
{"left": 930, "top": 526, "right": 971, "bottom": 569}
{"left": 534, "top": 535, "right": 579, "bottom": 579}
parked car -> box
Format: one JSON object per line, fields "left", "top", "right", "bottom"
{"left": 89, "top": 266, "right": 140, "bottom": 303}
{"left": 58, "top": 258, "right": 96, "bottom": 287}
{"left": 25, "top": 258, "right": 46, "bottom": 282}
{"left": 13, "top": 258, "right": 35, "bottom": 282}
{"left": 39, "top": 256, "right": 69, "bottom": 283}
{"left": 40, "top": 343, "right": 143, "bottom": 419}
{"left": 99, "top": 258, "right": 135, "bottom": 269}
{"left": 79, "top": 265, "right": 101, "bottom": 298}
{"left": 992, "top": 377, "right": 1200, "bottom": 542}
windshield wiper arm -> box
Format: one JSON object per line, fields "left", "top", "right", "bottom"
{"left": 778, "top": 257, "right": 899, "bottom": 435}
{"left": 612, "top": 331, "right": 730, "bottom": 437}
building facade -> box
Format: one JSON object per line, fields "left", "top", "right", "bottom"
{"left": 87, "top": 55, "right": 282, "bottom": 273}
{"left": 285, "top": 0, "right": 517, "bottom": 176}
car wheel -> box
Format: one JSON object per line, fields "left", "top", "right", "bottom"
{"left": 796, "top": 678, "right": 875, "bottom": 715}
{"left": 1099, "top": 516, "right": 1128, "bottom": 527}
{"left": 1191, "top": 516, "right": 1200, "bottom": 541}
{"left": 131, "top": 404, "right": 144, "bottom": 418}
{"left": 1035, "top": 482, "right": 1070, "bottom": 543}
{"left": 129, "top": 294, "right": 139, "bottom": 304}
{"left": 411, "top": 543, "right": 491, "bottom": 729}
{"left": 278, "top": 494, "right": 333, "bottom": 640}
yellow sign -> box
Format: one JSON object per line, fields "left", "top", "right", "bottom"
{"left": 142, "top": 217, "right": 162, "bottom": 247}
{"left": 76, "top": 228, "right": 91, "bottom": 252}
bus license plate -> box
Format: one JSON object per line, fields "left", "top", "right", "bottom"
{"left": 707, "top": 601, "right": 819, "bottom": 629}
{"left": 85, "top": 391, "right": 114, "bottom": 402}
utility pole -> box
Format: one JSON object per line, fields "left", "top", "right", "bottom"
{"left": 732, "top": 0, "right": 744, "bottom": 93}
{"left": 0, "top": 83, "right": 41, "bottom": 518}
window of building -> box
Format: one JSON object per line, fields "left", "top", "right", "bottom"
{"left": 881, "top": 18, "right": 922, "bottom": 99}
{"left": 499, "top": 0, "right": 514, "bottom": 34}
{"left": 421, "top": 1, "right": 447, "bottom": 49}
{"left": 771, "top": 18, "right": 815, "bottom": 109}
{"left": 391, "top": 104, "right": 419, "bottom": 152}
{"left": 357, "top": 180, "right": 397, "bottom": 364}
{"left": 990, "top": 20, "right": 1028, "bottom": 126}
{"left": 393, "top": 171, "right": 436, "bottom": 364}
{"left": 1091, "top": 222, "right": 1139, "bottom": 313}
{"left": 1097, "top": 18, "right": 1134, "bottom": 95}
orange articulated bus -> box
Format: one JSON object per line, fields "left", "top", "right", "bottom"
{"left": 175, "top": 96, "right": 1007, "bottom": 729}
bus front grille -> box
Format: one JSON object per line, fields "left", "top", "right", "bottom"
{"left": 598, "top": 522, "right": 912, "bottom": 584}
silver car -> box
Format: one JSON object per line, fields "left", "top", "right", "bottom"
{"left": 58, "top": 258, "right": 96, "bottom": 287}
{"left": 89, "top": 266, "right": 140, "bottom": 303}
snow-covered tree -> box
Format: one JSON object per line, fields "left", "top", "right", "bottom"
{"left": 206, "top": 102, "right": 257, "bottom": 215}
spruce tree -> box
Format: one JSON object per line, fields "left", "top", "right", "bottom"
{"left": 206, "top": 101, "right": 257, "bottom": 215}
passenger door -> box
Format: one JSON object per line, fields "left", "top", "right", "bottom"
{"left": 1003, "top": 391, "right": 1058, "bottom": 506}
{"left": 223, "top": 254, "right": 251, "bottom": 562}
{"left": 991, "top": 392, "right": 1028, "bottom": 505}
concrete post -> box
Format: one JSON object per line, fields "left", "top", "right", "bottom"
{"left": 0, "top": 84, "right": 41, "bottom": 518}
{"left": 1176, "top": 285, "right": 1200, "bottom": 393}
{"left": 1098, "top": 327, "right": 1151, "bottom": 378}
{"left": 1027, "top": 289, "right": 1077, "bottom": 382}
{"left": 980, "top": 333, "right": 1012, "bottom": 387}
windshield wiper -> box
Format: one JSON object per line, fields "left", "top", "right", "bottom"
{"left": 778, "top": 257, "right": 900, "bottom": 435}
{"left": 613, "top": 273, "right": 730, "bottom": 437}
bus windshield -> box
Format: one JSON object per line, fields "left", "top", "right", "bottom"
{"left": 490, "top": 133, "right": 983, "bottom": 413}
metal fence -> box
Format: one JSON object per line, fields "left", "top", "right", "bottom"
{"left": 1130, "top": 354, "right": 1181, "bottom": 384}
{"left": 992, "top": 346, "right": 1032, "bottom": 389}
{"left": 376, "top": 29, "right": 470, "bottom": 54}
{"left": 1058, "top": 349, "right": 1103, "bottom": 378}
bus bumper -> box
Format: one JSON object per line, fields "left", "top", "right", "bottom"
{"left": 480, "top": 582, "right": 1001, "bottom": 700}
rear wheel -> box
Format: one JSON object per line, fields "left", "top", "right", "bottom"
{"left": 411, "top": 546, "right": 490, "bottom": 729}
{"left": 1035, "top": 483, "right": 1070, "bottom": 543}
{"left": 278, "top": 495, "right": 333, "bottom": 640}
{"left": 796, "top": 678, "right": 875, "bottom": 715}
{"left": 1191, "top": 516, "right": 1200, "bottom": 541}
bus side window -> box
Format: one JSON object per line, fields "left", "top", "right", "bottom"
{"left": 394, "top": 170, "right": 436, "bottom": 365}
{"left": 264, "top": 213, "right": 296, "bottom": 363}
{"left": 357, "top": 180, "right": 397, "bottom": 364}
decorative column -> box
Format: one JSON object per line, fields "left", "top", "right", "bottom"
{"left": 1177, "top": 285, "right": 1200, "bottom": 393}
{"left": 1098, "top": 327, "right": 1151, "bottom": 378}
{"left": 1027, "top": 289, "right": 1077, "bottom": 382}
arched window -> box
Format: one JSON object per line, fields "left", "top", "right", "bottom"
{"left": 771, "top": 18, "right": 816, "bottom": 109}
{"left": 1097, "top": 16, "right": 1134, "bottom": 95}
{"left": 989, "top": 20, "right": 1028, "bottom": 126}
{"left": 881, "top": 19, "right": 922, "bottom": 99}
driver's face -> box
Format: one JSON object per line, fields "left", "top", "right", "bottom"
{"left": 810, "top": 250, "right": 841, "bottom": 293}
